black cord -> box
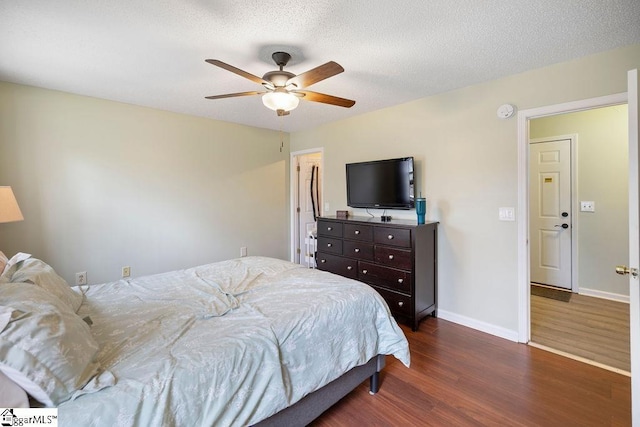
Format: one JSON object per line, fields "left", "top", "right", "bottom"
{"left": 310, "top": 165, "right": 317, "bottom": 221}
{"left": 314, "top": 165, "right": 320, "bottom": 219}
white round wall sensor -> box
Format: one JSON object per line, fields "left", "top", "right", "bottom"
{"left": 497, "top": 103, "right": 515, "bottom": 119}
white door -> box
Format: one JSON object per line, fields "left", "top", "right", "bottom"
{"left": 529, "top": 139, "right": 572, "bottom": 289}
{"left": 294, "top": 152, "right": 322, "bottom": 266}
{"left": 624, "top": 68, "right": 639, "bottom": 425}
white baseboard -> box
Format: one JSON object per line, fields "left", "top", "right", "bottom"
{"left": 437, "top": 309, "right": 519, "bottom": 342}
{"left": 578, "top": 288, "right": 629, "bottom": 303}
{"left": 436, "top": 290, "right": 628, "bottom": 346}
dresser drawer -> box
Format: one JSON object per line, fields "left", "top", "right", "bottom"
{"left": 358, "top": 261, "right": 411, "bottom": 293}
{"left": 374, "top": 227, "right": 411, "bottom": 248}
{"left": 317, "top": 237, "right": 342, "bottom": 255}
{"left": 344, "top": 223, "right": 373, "bottom": 241}
{"left": 372, "top": 286, "right": 412, "bottom": 317}
{"left": 344, "top": 240, "right": 374, "bottom": 261}
{"left": 317, "top": 220, "right": 343, "bottom": 238}
{"left": 375, "top": 246, "right": 412, "bottom": 270}
{"left": 316, "top": 253, "right": 358, "bottom": 279}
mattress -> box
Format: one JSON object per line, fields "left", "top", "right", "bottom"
{"left": 57, "top": 256, "right": 410, "bottom": 426}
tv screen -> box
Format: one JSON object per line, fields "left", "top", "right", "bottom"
{"left": 346, "top": 157, "right": 415, "bottom": 209}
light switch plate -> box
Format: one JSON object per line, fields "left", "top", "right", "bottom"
{"left": 499, "top": 207, "right": 515, "bottom": 221}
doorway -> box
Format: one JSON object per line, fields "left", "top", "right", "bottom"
{"left": 290, "top": 149, "right": 323, "bottom": 266}
{"left": 526, "top": 106, "right": 630, "bottom": 372}
{"left": 517, "top": 93, "right": 630, "bottom": 367}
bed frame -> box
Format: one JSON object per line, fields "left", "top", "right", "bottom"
{"left": 254, "top": 354, "right": 385, "bottom": 426}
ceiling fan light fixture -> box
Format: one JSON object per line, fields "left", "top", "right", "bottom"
{"left": 205, "top": 53, "right": 355, "bottom": 112}
{"left": 262, "top": 89, "right": 299, "bottom": 112}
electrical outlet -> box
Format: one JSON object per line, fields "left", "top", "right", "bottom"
{"left": 580, "top": 201, "right": 595, "bottom": 212}
{"left": 240, "top": 247, "right": 247, "bottom": 257}
{"left": 122, "top": 266, "right": 131, "bottom": 278}
{"left": 75, "top": 271, "right": 87, "bottom": 285}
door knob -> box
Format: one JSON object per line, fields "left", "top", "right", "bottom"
{"left": 554, "top": 223, "right": 569, "bottom": 229}
{"left": 615, "top": 265, "right": 639, "bottom": 278}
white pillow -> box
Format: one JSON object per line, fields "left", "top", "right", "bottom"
{"left": 0, "top": 252, "right": 30, "bottom": 283}
{"left": 0, "top": 284, "right": 114, "bottom": 406}
{"left": 0, "top": 304, "right": 29, "bottom": 407}
{"left": 8, "top": 257, "right": 83, "bottom": 312}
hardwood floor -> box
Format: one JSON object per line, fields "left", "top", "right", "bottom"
{"left": 311, "top": 318, "right": 631, "bottom": 426}
{"left": 531, "top": 291, "right": 630, "bottom": 372}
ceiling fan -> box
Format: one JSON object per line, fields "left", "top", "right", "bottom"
{"left": 205, "top": 52, "right": 356, "bottom": 116}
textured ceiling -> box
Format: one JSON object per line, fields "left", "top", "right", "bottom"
{"left": 1, "top": 1, "right": 639, "bottom": 132}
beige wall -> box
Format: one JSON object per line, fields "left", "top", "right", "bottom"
{"left": 531, "top": 105, "right": 629, "bottom": 298}
{"left": 1, "top": 44, "right": 638, "bottom": 338}
{"left": 0, "top": 82, "right": 290, "bottom": 284}
{"left": 291, "top": 44, "right": 640, "bottom": 335}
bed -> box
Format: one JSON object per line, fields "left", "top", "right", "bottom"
{"left": 0, "top": 254, "right": 410, "bottom": 426}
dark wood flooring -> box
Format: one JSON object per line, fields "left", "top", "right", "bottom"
{"left": 311, "top": 317, "right": 631, "bottom": 426}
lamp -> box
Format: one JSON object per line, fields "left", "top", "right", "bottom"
{"left": 262, "top": 88, "right": 299, "bottom": 113}
{"left": 0, "top": 186, "right": 24, "bottom": 223}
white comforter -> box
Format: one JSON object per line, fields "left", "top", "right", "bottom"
{"left": 59, "top": 256, "right": 410, "bottom": 426}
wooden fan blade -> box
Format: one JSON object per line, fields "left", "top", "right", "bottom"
{"left": 295, "top": 90, "right": 355, "bottom": 108}
{"left": 205, "top": 91, "right": 264, "bottom": 100}
{"left": 286, "top": 61, "right": 344, "bottom": 89}
{"left": 205, "top": 59, "right": 269, "bottom": 86}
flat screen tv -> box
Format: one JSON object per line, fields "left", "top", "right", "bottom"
{"left": 346, "top": 157, "right": 415, "bottom": 209}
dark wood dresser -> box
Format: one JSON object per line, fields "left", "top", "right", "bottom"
{"left": 316, "top": 216, "right": 438, "bottom": 330}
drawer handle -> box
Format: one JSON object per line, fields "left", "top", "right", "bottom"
{"left": 398, "top": 301, "right": 404, "bottom": 307}
{"left": 327, "top": 243, "right": 332, "bottom": 247}
{"left": 347, "top": 266, "right": 352, "bottom": 270}
{"left": 388, "top": 254, "right": 394, "bottom": 260}
{"left": 320, "top": 259, "right": 326, "bottom": 263}
{"left": 355, "top": 230, "right": 360, "bottom": 235}
{"left": 362, "top": 269, "right": 368, "bottom": 275}
{"left": 354, "top": 248, "right": 360, "bottom": 253}
{"left": 387, "top": 234, "right": 394, "bottom": 240}
{"left": 327, "top": 227, "right": 333, "bottom": 231}
{"left": 398, "top": 278, "right": 403, "bottom": 284}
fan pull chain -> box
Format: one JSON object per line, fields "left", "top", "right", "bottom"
{"left": 279, "top": 118, "right": 284, "bottom": 153}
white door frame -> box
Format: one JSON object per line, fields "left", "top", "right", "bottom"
{"left": 517, "top": 92, "right": 628, "bottom": 343}
{"left": 289, "top": 147, "right": 324, "bottom": 263}
{"left": 626, "top": 69, "right": 639, "bottom": 424}
{"left": 529, "top": 134, "right": 578, "bottom": 292}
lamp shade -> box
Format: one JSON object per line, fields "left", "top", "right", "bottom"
{"left": 0, "top": 186, "right": 24, "bottom": 223}
{"left": 262, "top": 89, "right": 299, "bottom": 112}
